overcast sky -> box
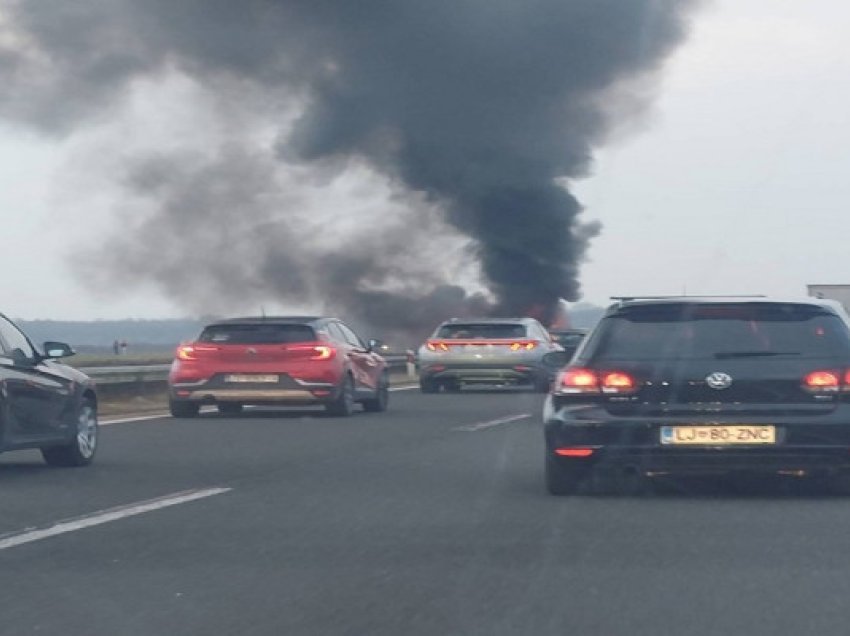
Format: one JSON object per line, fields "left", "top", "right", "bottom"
{"left": 2, "top": 0, "right": 849, "bottom": 320}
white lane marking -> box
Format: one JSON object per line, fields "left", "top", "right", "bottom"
{"left": 389, "top": 385, "right": 418, "bottom": 392}
{"left": 101, "top": 406, "right": 217, "bottom": 426}
{"left": 453, "top": 413, "right": 532, "bottom": 432}
{"left": 101, "top": 387, "right": 419, "bottom": 425}
{"left": 101, "top": 413, "right": 168, "bottom": 426}
{"left": 0, "top": 487, "right": 232, "bottom": 552}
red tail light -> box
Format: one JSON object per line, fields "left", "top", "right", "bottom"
{"left": 287, "top": 344, "right": 337, "bottom": 360}
{"left": 558, "top": 368, "right": 637, "bottom": 395}
{"left": 559, "top": 368, "right": 599, "bottom": 393}
{"left": 803, "top": 370, "right": 841, "bottom": 392}
{"left": 426, "top": 340, "right": 450, "bottom": 352}
{"left": 555, "top": 448, "right": 594, "bottom": 457}
{"left": 510, "top": 340, "right": 538, "bottom": 351}
{"left": 176, "top": 345, "right": 196, "bottom": 361}
{"left": 310, "top": 345, "right": 335, "bottom": 360}
{"left": 601, "top": 372, "right": 636, "bottom": 394}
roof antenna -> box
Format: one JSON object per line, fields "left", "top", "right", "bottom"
{"left": 260, "top": 306, "right": 266, "bottom": 319}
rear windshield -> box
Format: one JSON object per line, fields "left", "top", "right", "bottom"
{"left": 588, "top": 303, "right": 850, "bottom": 361}
{"left": 436, "top": 323, "right": 527, "bottom": 339}
{"left": 198, "top": 324, "right": 316, "bottom": 344}
{"left": 551, "top": 332, "right": 586, "bottom": 347}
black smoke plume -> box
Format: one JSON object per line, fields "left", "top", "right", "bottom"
{"left": 0, "top": 0, "right": 699, "bottom": 335}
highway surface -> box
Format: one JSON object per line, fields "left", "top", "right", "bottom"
{"left": 2, "top": 387, "right": 850, "bottom": 635}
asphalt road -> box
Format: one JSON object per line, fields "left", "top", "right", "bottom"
{"left": 3, "top": 387, "right": 850, "bottom": 636}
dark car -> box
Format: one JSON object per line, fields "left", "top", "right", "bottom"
{"left": 548, "top": 328, "right": 588, "bottom": 360}
{"left": 168, "top": 316, "right": 389, "bottom": 417}
{"left": 0, "top": 314, "right": 98, "bottom": 466}
{"left": 544, "top": 297, "right": 850, "bottom": 495}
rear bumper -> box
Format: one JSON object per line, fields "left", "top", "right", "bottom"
{"left": 421, "top": 363, "right": 549, "bottom": 386}
{"left": 545, "top": 403, "right": 850, "bottom": 474}
{"left": 170, "top": 373, "right": 339, "bottom": 405}
{"left": 548, "top": 445, "right": 850, "bottom": 474}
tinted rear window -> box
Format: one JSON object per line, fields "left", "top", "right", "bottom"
{"left": 199, "top": 324, "right": 316, "bottom": 344}
{"left": 436, "top": 323, "right": 527, "bottom": 339}
{"left": 551, "top": 332, "right": 586, "bottom": 347}
{"left": 587, "top": 303, "right": 850, "bottom": 361}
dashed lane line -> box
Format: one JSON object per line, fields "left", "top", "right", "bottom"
{"left": 452, "top": 413, "right": 532, "bottom": 432}
{"left": 0, "top": 487, "right": 232, "bottom": 552}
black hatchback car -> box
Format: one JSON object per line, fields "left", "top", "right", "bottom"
{"left": 544, "top": 297, "right": 850, "bottom": 494}
{"left": 0, "top": 313, "right": 98, "bottom": 466}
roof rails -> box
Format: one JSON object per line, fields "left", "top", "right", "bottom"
{"left": 610, "top": 295, "right": 767, "bottom": 302}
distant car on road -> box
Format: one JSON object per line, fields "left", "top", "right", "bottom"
{"left": 548, "top": 328, "right": 588, "bottom": 361}
{"left": 545, "top": 296, "right": 850, "bottom": 495}
{"left": 0, "top": 314, "right": 98, "bottom": 466}
{"left": 417, "top": 317, "right": 564, "bottom": 393}
{"left": 168, "top": 316, "right": 389, "bottom": 417}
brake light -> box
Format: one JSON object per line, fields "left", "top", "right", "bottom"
{"left": 426, "top": 340, "right": 450, "bottom": 352}
{"left": 560, "top": 368, "right": 599, "bottom": 393}
{"left": 287, "top": 344, "right": 337, "bottom": 360}
{"left": 510, "top": 340, "right": 538, "bottom": 351}
{"left": 601, "top": 372, "right": 636, "bottom": 394}
{"left": 558, "top": 368, "right": 637, "bottom": 395}
{"left": 176, "top": 345, "right": 196, "bottom": 361}
{"left": 804, "top": 370, "right": 841, "bottom": 392}
{"left": 310, "top": 345, "right": 335, "bottom": 360}
{"left": 555, "top": 448, "right": 594, "bottom": 457}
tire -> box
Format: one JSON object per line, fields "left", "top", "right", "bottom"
{"left": 362, "top": 375, "right": 389, "bottom": 413}
{"left": 170, "top": 399, "right": 200, "bottom": 418}
{"left": 326, "top": 375, "right": 355, "bottom": 417}
{"left": 42, "top": 397, "right": 98, "bottom": 467}
{"left": 442, "top": 380, "right": 461, "bottom": 393}
{"left": 545, "top": 452, "right": 585, "bottom": 496}
{"left": 218, "top": 403, "right": 244, "bottom": 416}
{"left": 420, "top": 378, "right": 438, "bottom": 394}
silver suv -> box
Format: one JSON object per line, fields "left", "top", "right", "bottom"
{"left": 417, "top": 317, "right": 564, "bottom": 393}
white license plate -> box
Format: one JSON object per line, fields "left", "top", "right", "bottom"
{"left": 224, "top": 374, "right": 279, "bottom": 383}
{"left": 660, "top": 425, "right": 776, "bottom": 445}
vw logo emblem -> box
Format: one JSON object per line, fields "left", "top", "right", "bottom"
{"left": 705, "top": 372, "right": 733, "bottom": 390}
{"left": 246, "top": 348, "right": 258, "bottom": 356}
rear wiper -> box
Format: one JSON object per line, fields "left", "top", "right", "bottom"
{"left": 713, "top": 351, "right": 801, "bottom": 359}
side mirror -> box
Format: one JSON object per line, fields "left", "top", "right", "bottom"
{"left": 542, "top": 351, "right": 570, "bottom": 369}
{"left": 367, "top": 338, "right": 383, "bottom": 353}
{"left": 43, "top": 341, "right": 76, "bottom": 359}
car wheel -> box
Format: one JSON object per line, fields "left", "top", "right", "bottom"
{"left": 420, "top": 378, "right": 438, "bottom": 394}
{"left": 41, "top": 397, "right": 98, "bottom": 467}
{"left": 218, "top": 403, "right": 244, "bottom": 416}
{"left": 545, "top": 452, "right": 585, "bottom": 496}
{"left": 362, "top": 375, "right": 389, "bottom": 413}
{"left": 442, "top": 380, "right": 461, "bottom": 393}
{"left": 170, "top": 399, "right": 200, "bottom": 418}
{"left": 326, "top": 375, "right": 355, "bottom": 416}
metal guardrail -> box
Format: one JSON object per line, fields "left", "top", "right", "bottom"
{"left": 80, "top": 354, "right": 413, "bottom": 385}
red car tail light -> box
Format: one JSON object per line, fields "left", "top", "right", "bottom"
{"left": 176, "top": 345, "right": 196, "bottom": 361}
{"left": 555, "top": 448, "right": 594, "bottom": 457}
{"left": 803, "top": 370, "right": 841, "bottom": 392}
{"left": 559, "top": 368, "right": 600, "bottom": 394}
{"left": 601, "top": 371, "right": 636, "bottom": 394}
{"left": 286, "top": 344, "right": 337, "bottom": 360}
{"left": 310, "top": 345, "right": 335, "bottom": 360}
{"left": 557, "top": 368, "right": 637, "bottom": 395}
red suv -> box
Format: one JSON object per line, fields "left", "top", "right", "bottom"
{"left": 168, "top": 316, "right": 389, "bottom": 417}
